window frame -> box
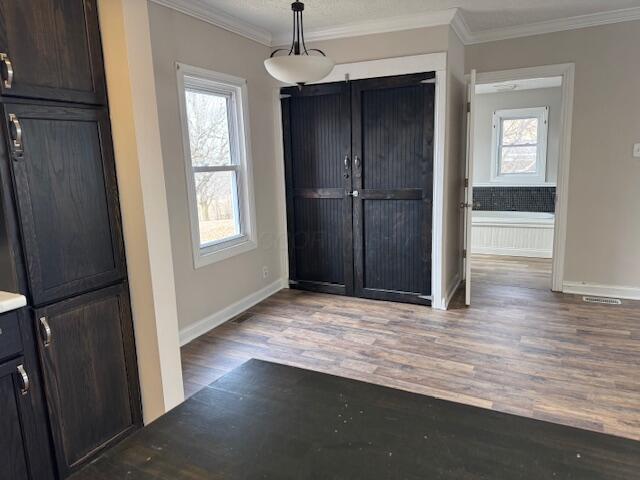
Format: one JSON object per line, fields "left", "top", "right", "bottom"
{"left": 490, "top": 106, "right": 549, "bottom": 185}
{"left": 176, "top": 63, "right": 257, "bottom": 268}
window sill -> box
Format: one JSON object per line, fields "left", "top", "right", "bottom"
{"left": 193, "top": 236, "right": 257, "bottom": 269}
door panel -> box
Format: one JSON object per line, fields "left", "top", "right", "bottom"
{"left": 4, "top": 103, "right": 126, "bottom": 306}
{"left": 363, "top": 199, "right": 424, "bottom": 293}
{"left": 0, "top": 358, "right": 30, "bottom": 480}
{"left": 282, "top": 83, "right": 353, "bottom": 295}
{"left": 293, "top": 197, "right": 344, "bottom": 284}
{"left": 360, "top": 85, "right": 426, "bottom": 190}
{"left": 352, "top": 74, "right": 435, "bottom": 304}
{"left": 35, "top": 284, "right": 141, "bottom": 477}
{"left": 0, "top": 0, "right": 106, "bottom": 104}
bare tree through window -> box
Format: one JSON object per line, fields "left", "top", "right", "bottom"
{"left": 185, "top": 89, "right": 240, "bottom": 245}
{"left": 499, "top": 117, "right": 539, "bottom": 174}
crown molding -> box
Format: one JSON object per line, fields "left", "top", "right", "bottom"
{"left": 466, "top": 6, "right": 640, "bottom": 45}
{"left": 271, "top": 8, "right": 459, "bottom": 46}
{"left": 150, "top": 0, "right": 272, "bottom": 46}
{"left": 450, "top": 9, "right": 473, "bottom": 45}
{"left": 151, "top": 1, "right": 640, "bottom": 48}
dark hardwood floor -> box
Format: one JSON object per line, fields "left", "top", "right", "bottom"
{"left": 74, "top": 360, "right": 640, "bottom": 480}
{"left": 181, "top": 281, "right": 640, "bottom": 441}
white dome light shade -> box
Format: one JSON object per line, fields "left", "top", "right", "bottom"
{"left": 264, "top": 55, "right": 335, "bottom": 85}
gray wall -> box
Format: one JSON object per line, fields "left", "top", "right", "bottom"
{"left": 467, "top": 20, "right": 640, "bottom": 289}
{"left": 148, "top": 3, "right": 284, "bottom": 331}
{"left": 473, "top": 87, "right": 562, "bottom": 185}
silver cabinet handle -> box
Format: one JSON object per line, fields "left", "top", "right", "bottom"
{"left": 0, "top": 53, "right": 13, "bottom": 89}
{"left": 347, "top": 190, "right": 359, "bottom": 197}
{"left": 17, "top": 365, "right": 29, "bottom": 395}
{"left": 8, "top": 114, "right": 23, "bottom": 152}
{"left": 40, "top": 316, "right": 52, "bottom": 347}
{"left": 354, "top": 155, "right": 361, "bottom": 170}
{"left": 344, "top": 154, "right": 349, "bottom": 168}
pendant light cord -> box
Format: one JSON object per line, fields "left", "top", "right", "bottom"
{"left": 269, "top": 1, "right": 327, "bottom": 58}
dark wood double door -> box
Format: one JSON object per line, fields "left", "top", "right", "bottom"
{"left": 282, "top": 73, "right": 435, "bottom": 305}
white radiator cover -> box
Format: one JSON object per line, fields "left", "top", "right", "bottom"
{"left": 471, "top": 211, "right": 554, "bottom": 258}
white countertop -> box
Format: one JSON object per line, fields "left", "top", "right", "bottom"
{"left": 0, "top": 291, "right": 27, "bottom": 314}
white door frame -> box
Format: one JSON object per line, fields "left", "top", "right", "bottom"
{"left": 463, "top": 70, "right": 476, "bottom": 305}
{"left": 473, "top": 63, "right": 575, "bottom": 292}
{"left": 273, "top": 52, "right": 449, "bottom": 309}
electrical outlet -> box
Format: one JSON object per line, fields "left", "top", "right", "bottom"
{"left": 633, "top": 143, "right": 640, "bottom": 158}
{"left": 262, "top": 266, "right": 269, "bottom": 279}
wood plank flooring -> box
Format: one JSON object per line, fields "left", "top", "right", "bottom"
{"left": 181, "top": 280, "right": 640, "bottom": 441}
{"left": 472, "top": 254, "right": 552, "bottom": 290}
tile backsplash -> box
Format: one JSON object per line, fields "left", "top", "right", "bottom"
{"left": 473, "top": 187, "right": 556, "bottom": 213}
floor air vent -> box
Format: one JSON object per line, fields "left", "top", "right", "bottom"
{"left": 582, "top": 296, "right": 622, "bottom": 305}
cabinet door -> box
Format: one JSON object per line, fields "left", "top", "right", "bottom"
{"left": 35, "top": 284, "right": 142, "bottom": 477}
{"left": 0, "top": 357, "right": 33, "bottom": 480}
{"left": 0, "top": 0, "right": 106, "bottom": 104}
{"left": 4, "top": 103, "right": 126, "bottom": 306}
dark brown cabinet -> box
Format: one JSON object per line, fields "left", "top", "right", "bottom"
{"left": 0, "top": 357, "right": 31, "bottom": 480}
{"left": 4, "top": 103, "right": 126, "bottom": 306}
{"left": 0, "top": 1, "right": 142, "bottom": 478}
{"left": 0, "top": 309, "right": 55, "bottom": 480}
{"left": 35, "top": 284, "right": 141, "bottom": 477}
{"left": 0, "top": 0, "right": 106, "bottom": 105}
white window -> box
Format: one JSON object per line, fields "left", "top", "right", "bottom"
{"left": 177, "top": 64, "right": 256, "bottom": 268}
{"left": 491, "top": 106, "right": 549, "bottom": 184}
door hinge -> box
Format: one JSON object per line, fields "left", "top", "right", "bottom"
{"left": 463, "top": 249, "right": 467, "bottom": 259}
{"left": 466, "top": 102, "right": 471, "bottom": 113}
{"left": 464, "top": 178, "right": 469, "bottom": 188}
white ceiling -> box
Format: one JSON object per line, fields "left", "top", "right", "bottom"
{"left": 193, "top": 0, "right": 640, "bottom": 37}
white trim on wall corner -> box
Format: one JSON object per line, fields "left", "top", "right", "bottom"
{"left": 150, "top": 0, "right": 272, "bottom": 46}
{"left": 563, "top": 281, "right": 640, "bottom": 301}
{"left": 431, "top": 69, "right": 447, "bottom": 310}
{"left": 465, "top": 7, "right": 640, "bottom": 45}
{"left": 178, "top": 278, "right": 286, "bottom": 346}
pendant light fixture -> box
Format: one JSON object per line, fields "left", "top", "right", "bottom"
{"left": 264, "top": 1, "right": 334, "bottom": 86}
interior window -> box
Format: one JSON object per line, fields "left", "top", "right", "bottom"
{"left": 491, "top": 107, "right": 548, "bottom": 184}
{"left": 178, "top": 65, "right": 256, "bottom": 267}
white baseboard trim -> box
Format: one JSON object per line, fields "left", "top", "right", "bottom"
{"left": 442, "top": 272, "right": 462, "bottom": 310}
{"left": 179, "top": 278, "right": 286, "bottom": 346}
{"left": 472, "top": 247, "right": 552, "bottom": 258}
{"left": 562, "top": 281, "right": 640, "bottom": 301}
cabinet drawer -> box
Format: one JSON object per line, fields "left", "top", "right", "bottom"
{"left": 0, "top": 311, "right": 22, "bottom": 361}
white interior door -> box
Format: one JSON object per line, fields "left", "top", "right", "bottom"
{"left": 464, "top": 70, "right": 476, "bottom": 305}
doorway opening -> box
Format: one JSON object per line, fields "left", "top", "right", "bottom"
{"left": 464, "top": 64, "right": 575, "bottom": 303}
